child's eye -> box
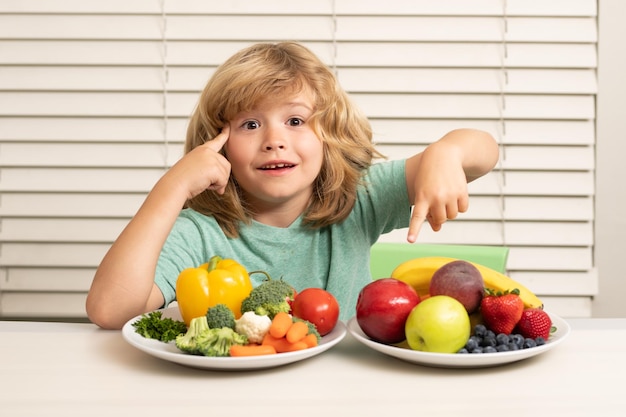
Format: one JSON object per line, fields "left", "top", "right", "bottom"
{"left": 241, "top": 120, "right": 260, "bottom": 130}
{"left": 287, "top": 117, "right": 304, "bottom": 127}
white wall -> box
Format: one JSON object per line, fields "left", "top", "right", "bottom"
{"left": 593, "top": 0, "right": 626, "bottom": 317}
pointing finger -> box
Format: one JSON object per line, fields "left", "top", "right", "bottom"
{"left": 407, "top": 201, "right": 428, "bottom": 243}
{"left": 205, "top": 124, "right": 230, "bottom": 153}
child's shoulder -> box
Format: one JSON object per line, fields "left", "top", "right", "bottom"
{"left": 177, "top": 208, "right": 221, "bottom": 229}
{"left": 364, "top": 159, "right": 406, "bottom": 181}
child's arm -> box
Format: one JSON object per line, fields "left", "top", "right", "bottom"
{"left": 85, "top": 127, "right": 231, "bottom": 329}
{"left": 404, "top": 128, "right": 499, "bottom": 243}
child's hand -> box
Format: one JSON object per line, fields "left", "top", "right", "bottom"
{"left": 166, "top": 125, "right": 232, "bottom": 199}
{"left": 406, "top": 141, "right": 469, "bottom": 243}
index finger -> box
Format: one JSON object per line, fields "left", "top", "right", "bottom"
{"left": 205, "top": 124, "right": 230, "bottom": 153}
{"left": 407, "top": 201, "right": 428, "bottom": 243}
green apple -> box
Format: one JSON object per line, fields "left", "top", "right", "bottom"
{"left": 404, "top": 295, "right": 470, "bottom": 353}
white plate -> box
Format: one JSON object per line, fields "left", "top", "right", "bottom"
{"left": 347, "top": 312, "right": 570, "bottom": 368}
{"left": 122, "top": 307, "right": 347, "bottom": 371}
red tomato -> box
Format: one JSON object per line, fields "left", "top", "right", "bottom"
{"left": 291, "top": 288, "right": 340, "bottom": 336}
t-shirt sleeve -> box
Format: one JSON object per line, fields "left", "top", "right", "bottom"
{"left": 356, "top": 159, "right": 411, "bottom": 244}
{"left": 154, "top": 212, "right": 209, "bottom": 306}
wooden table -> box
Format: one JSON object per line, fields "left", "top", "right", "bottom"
{"left": 1, "top": 317, "right": 624, "bottom": 416}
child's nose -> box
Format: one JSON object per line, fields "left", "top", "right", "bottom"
{"left": 263, "top": 125, "right": 286, "bottom": 150}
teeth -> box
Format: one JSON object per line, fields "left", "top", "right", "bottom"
{"left": 262, "top": 163, "right": 291, "bottom": 169}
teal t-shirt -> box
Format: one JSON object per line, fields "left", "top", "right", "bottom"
{"left": 155, "top": 159, "right": 410, "bottom": 321}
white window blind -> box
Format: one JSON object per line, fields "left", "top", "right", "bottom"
{"left": 0, "top": 0, "right": 598, "bottom": 319}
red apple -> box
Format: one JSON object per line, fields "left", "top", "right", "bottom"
{"left": 356, "top": 278, "right": 421, "bottom": 344}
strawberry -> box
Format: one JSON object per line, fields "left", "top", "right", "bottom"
{"left": 515, "top": 308, "right": 552, "bottom": 340}
{"left": 479, "top": 288, "right": 524, "bottom": 334}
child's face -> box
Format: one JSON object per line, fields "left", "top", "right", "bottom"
{"left": 225, "top": 89, "right": 324, "bottom": 213}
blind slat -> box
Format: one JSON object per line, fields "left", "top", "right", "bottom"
{"left": 0, "top": 219, "right": 127, "bottom": 242}
{"left": 0, "top": 243, "right": 108, "bottom": 267}
{"left": 336, "top": 0, "right": 597, "bottom": 16}
{"left": 371, "top": 119, "right": 595, "bottom": 145}
{"left": 340, "top": 68, "right": 597, "bottom": 94}
{"left": 0, "top": 15, "right": 164, "bottom": 39}
{"left": 355, "top": 94, "right": 595, "bottom": 119}
{"left": 1, "top": 268, "right": 93, "bottom": 292}
{"left": 378, "top": 222, "right": 591, "bottom": 247}
{"left": 336, "top": 17, "right": 597, "bottom": 42}
{"left": 2, "top": 0, "right": 596, "bottom": 17}
{"left": 0, "top": 15, "right": 598, "bottom": 43}
{"left": 380, "top": 145, "right": 594, "bottom": 171}
{"left": 512, "top": 271, "right": 598, "bottom": 296}
{"left": 3, "top": 67, "right": 598, "bottom": 95}
{"left": 0, "top": 117, "right": 181, "bottom": 142}
{"left": 0, "top": 193, "right": 145, "bottom": 217}
{"left": 0, "top": 194, "right": 593, "bottom": 222}
{"left": 0, "top": 40, "right": 165, "bottom": 65}
{"left": 337, "top": 43, "right": 597, "bottom": 68}
{"left": 508, "top": 247, "right": 593, "bottom": 271}
{"left": 0, "top": 143, "right": 182, "bottom": 168}
{"left": 0, "top": 41, "right": 597, "bottom": 69}
{"left": 0, "top": 168, "right": 164, "bottom": 192}
{"left": 0, "top": 293, "right": 88, "bottom": 318}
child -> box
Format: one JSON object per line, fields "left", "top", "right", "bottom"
{"left": 86, "top": 42, "right": 499, "bottom": 329}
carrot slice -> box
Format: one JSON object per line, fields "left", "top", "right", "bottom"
{"left": 262, "top": 333, "right": 308, "bottom": 353}
{"left": 301, "top": 332, "right": 319, "bottom": 348}
{"left": 229, "top": 344, "right": 277, "bottom": 357}
{"left": 286, "top": 320, "right": 309, "bottom": 344}
{"left": 269, "top": 311, "right": 293, "bottom": 339}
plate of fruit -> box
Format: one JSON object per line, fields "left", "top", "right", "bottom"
{"left": 349, "top": 257, "right": 571, "bottom": 368}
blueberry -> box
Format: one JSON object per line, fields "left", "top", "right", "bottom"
{"left": 474, "top": 324, "right": 487, "bottom": 337}
{"left": 535, "top": 337, "right": 546, "bottom": 346}
{"left": 496, "top": 344, "right": 510, "bottom": 352}
{"left": 485, "top": 330, "right": 496, "bottom": 340}
{"left": 465, "top": 337, "right": 479, "bottom": 351}
{"left": 471, "top": 347, "right": 484, "bottom": 354}
{"left": 458, "top": 348, "right": 469, "bottom": 354}
{"left": 510, "top": 334, "right": 524, "bottom": 348}
{"left": 483, "top": 346, "right": 497, "bottom": 353}
{"left": 523, "top": 338, "right": 537, "bottom": 349}
{"left": 482, "top": 336, "right": 497, "bottom": 347}
{"left": 507, "top": 342, "right": 519, "bottom": 351}
{"left": 496, "top": 333, "right": 510, "bottom": 345}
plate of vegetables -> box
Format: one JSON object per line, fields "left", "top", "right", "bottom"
{"left": 122, "top": 307, "right": 347, "bottom": 371}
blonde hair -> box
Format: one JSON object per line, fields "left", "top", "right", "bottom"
{"left": 185, "top": 41, "right": 384, "bottom": 237}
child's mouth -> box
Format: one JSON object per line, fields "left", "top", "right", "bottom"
{"left": 260, "top": 163, "right": 295, "bottom": 170}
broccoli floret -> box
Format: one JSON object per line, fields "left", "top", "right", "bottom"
{"left": 195, "top": 327, "right": 248, "bottom": 357}
{"left": 240, "top": 278, "right": 295, "bottom": 319}
{"left": 206, "top": 304, "right": 236, "bottom": 330}
{"left": 293, "top": 316, "right": 321, "bottom": 343}
{"left": 175, "top": 315, "right": 210, "bottom": 355}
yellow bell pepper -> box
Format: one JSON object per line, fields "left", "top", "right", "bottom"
{"left": 176, "top": 256, "right": 253, "bottom": 326}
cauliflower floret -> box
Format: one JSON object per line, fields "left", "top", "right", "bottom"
{"left": 235, "top": 311, "right": 272, "bottom": 344}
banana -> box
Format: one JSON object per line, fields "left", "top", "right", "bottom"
{"left": 390, "top": 256, "right": 543, "bottom": 309}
